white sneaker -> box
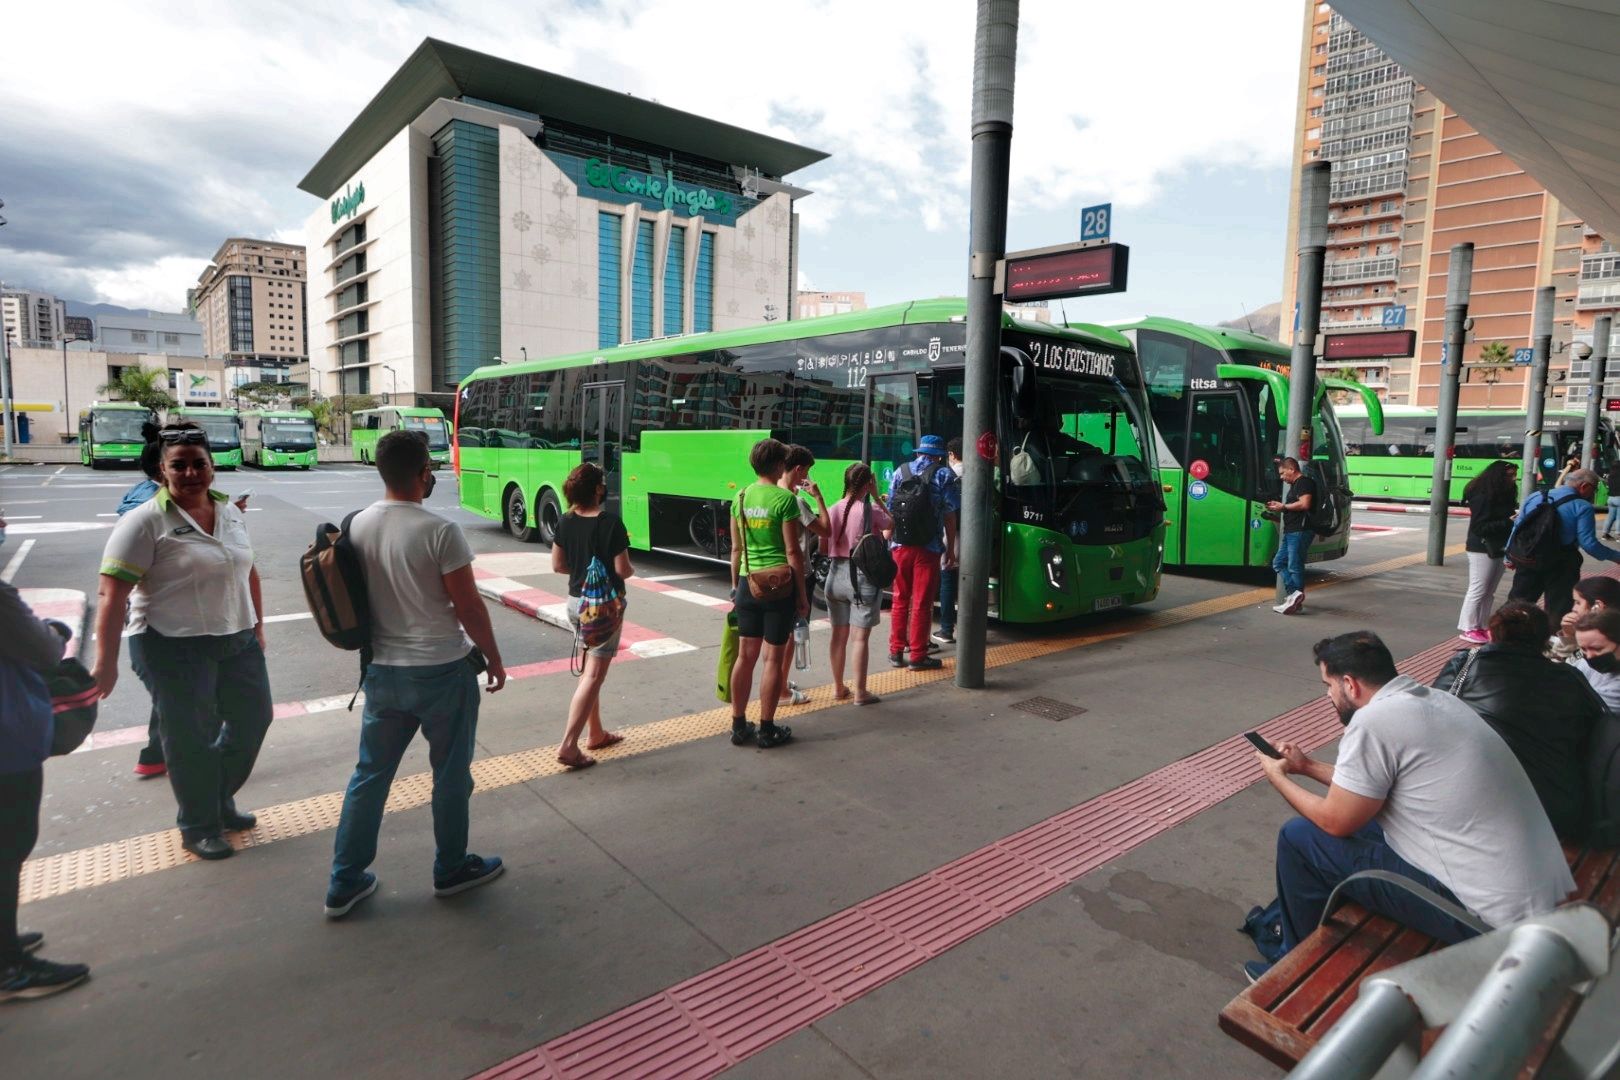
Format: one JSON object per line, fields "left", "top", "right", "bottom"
{"left": 1284, "top": 590, "right": 1306, "bottom": 614}
{"left": 1272, "top": 601, "right": 1292, "bottom": 614}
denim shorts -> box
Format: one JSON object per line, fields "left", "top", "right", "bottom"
{"left": 825, "top": 557, "right": 881, "bottom": 629}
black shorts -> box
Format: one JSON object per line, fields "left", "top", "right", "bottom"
{"left": 733, "top": 582, "right": 795, "bottom": 646}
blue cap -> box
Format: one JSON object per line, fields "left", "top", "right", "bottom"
{"left": 915, "top": 434, "right": 947, "bottom": 456}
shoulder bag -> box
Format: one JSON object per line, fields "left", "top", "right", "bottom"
{"left": 737, "top": 490, "right": 796, "bottom": 602}
{"left": 1447, "top": 647, "right": 1480, "bottom": 696}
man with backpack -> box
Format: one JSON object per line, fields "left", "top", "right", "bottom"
{"left": 1507, "top": 468, "right": 1620, "bottom": 622}
{"left": 323, "top": 430, "right": 507, "bottom": 919}
{"left": 888, "top": 434, "right": 959, "bottom": 672}
{"left": 1267, "top": 457, "right": 1316, "bottom": 615}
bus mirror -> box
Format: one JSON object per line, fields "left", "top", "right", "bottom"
{"left": 1002, "top": 346, "right": 1039, "bottom": 425}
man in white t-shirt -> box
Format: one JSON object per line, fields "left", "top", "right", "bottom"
{"left": 324, "top": 431, "right": 508, "bottom": 918}
{"left": 1249, "top": 630, "right": 1573, "bottom": 980}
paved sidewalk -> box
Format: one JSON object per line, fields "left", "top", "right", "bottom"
{"left": 18, "top": 586, "right": 87, "bottom": 657}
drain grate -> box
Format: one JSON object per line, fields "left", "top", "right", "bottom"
{"left": 1010, "top": 696, "right": 1087, "bottom": 722}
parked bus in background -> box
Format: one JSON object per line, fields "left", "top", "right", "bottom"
{"left": 242, "top": 409, "right": 319, "bottom": 469}
{"left": 78, "top": 401, "right": 158, "bottom": 469}
{"left": 1110, "top": 318, "right": 1381, "bottom": 569}
{"left": 455, "top": 299, "right": 1166, "bottom": 623}
{"left": 173, "top": 407, "right": 244, "bottom": 469}
{"left": 351, "top": 406, "right": 452, "bottom": 467}
{"left": 1334, "top": 404, "right": 1617, "bottom": 502}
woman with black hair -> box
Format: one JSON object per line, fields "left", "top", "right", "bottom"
{"left": 1457, "top": 459, "right": 1518, "bottom": 644}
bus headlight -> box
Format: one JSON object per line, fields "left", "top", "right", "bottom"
{"left": 1042, "top": 544, "right": 1067, "bottom": 591}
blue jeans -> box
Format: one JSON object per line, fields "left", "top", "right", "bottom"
{"left": 1272, "top": 529, "right": 1311, "bottom": 595}
{"left": 329, "top": 658, "right": 480, "bottom": 891}
{"left": 1275, "top": 817, "right": 1483, "bottom": 953}
{"left": 938, "top": 566, "right": 959, "bottom": 634}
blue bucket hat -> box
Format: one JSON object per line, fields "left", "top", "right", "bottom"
{"left": 915, "top": 434, "right": 947, "bottom": 457}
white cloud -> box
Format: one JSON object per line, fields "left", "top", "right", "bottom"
{"left": 0, "top": 0, "right": 1302, "bottom": 310}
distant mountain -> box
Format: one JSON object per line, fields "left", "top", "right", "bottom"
{"left": 66, "top": 299, "right": 187, "bottom": 318}
{"left": 1217, "top": 301, "right": 1282, "bottom": 342}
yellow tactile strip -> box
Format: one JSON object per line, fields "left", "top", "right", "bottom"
{"left": 21, "top": 545, "right": 1459, "bottom": 905}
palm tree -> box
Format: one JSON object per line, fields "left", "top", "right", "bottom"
{"left": 97, "top": 366, "right": 176, "bottom": 412}
{"left": 1478, "top": 341, "right": 1513, "bottom": 365}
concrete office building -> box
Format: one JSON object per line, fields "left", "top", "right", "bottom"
{"left": 1281, "top": 2, "right": 1614, "bottom": 408}
{"left": 97, "top": 311, "right": 205, "bottom": 357}
{"left": 62, "top": 314, "right": 94, "bottom": 342}
{"left": 299, "top": 39, "right": 825, "bottom": 410}
{"left": 2, "top": 345, "right": 226, "bottom": 444}
{"left": 796, "top": 290, "right": 867, "bottom": 320}
{"left": 192, "top": 238, "right": 309, "bottom": 382}
{"left": 2, "top": 289, "right": 67, "bottom": 348}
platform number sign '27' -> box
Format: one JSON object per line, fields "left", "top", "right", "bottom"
{"left": 1081, "top": 204, "right": 1111, "bottom": 243}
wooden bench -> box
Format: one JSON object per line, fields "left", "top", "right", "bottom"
{"left": 1219, "top": 844, "right": 1620, "bottom": 1072}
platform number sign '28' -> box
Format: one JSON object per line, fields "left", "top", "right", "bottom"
{"left": 1081, "top": 203, "right": 1111, "bottom": 243}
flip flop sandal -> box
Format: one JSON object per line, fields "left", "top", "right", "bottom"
{"left": 587, "top": 732, "right": 625, "bottom": 751}
{"left": 557, "top": 752, "right": 597, "bottom": 770}
{"left": 855, "top": 694, "right": 882, "bottom": 706}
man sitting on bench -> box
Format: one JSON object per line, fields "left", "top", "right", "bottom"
{"left": 1249, "top": 630, "right": 1574, "bottom": 981}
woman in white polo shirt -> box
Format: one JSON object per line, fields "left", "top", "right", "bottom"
{"left": 90, "top": 423, "right": 270, "bottom": 862}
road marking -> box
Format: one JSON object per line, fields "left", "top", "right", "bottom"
{"left": 642, "top": 572, "right": 709, "bottom": 583}
{"left": 7, "top": 521, "right": 112, "bottom": 534}
{"left": 2, "top": 540, "right": 37, "bottom": 583}
{"left": 3, "top": 515, "right": 43, "bottom": 519}
{"left": 21, "top": 544, "right": 1459, "bottom": 905}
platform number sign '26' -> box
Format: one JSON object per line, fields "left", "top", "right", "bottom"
{"left": 1081, "top": 204, "right": 1111, "bottom": 243}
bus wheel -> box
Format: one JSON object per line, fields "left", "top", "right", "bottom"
{"left": 536, "top": 489, "right": 562, "bottom": 546}
{"left": 504, "top": 486, "right": 536, "bottom": 542}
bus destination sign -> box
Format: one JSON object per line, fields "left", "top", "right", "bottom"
{"left": 1000, "top": 242, "right": 1129, "bottom": 303}
{"left": 1321, "top": 329, "right": 1416, "bottom": 361}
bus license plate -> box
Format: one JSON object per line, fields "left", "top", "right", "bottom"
{"left": 1094, "top": 595, "right": 1122, "bottom": 612}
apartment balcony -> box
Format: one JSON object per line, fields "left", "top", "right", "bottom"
{"left": 1323, "top": 256, "right": 1400, "bottom": 286}
{"left": 1576, "top": 284, "right": 1620, "bottom": 311}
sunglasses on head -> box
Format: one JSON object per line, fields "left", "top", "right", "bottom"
{"left": 158, "top": 429, "right": 209, "bottom": 446}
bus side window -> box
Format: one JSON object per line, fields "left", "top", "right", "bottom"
{"left": 1188, "top": 394, "right": 1247, "bottom": 496}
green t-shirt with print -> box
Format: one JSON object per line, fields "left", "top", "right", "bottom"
{"left": 734, "top": 482, "right": 797, "bottom": 573}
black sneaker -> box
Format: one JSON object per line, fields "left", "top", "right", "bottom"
{"left": 756, "top": 724, "right": 794, "bottom": 749}
{"left": 907, "top": 656, "right": 944, "bottom": 671}
{"left": 888, "top": 651, "right": 906, "bottom": 668}
{"left": 730, "top": 721, "right": 757, "bottom": 746}
{"left": 323, "top": 872, "right": 378, "bottom": 919}
{"left": 1243, "top": 959, "right": 1273, "bottom": 985}
{"left": 932, "top": 631, "right": 955, "bottom": 645}
{"left": 0, "top": 956, "right": 90, "bottom": 1002}
{"left": 434, "top": 854, "right": 504, "bottom": 897}
{"left": 18, "top": 931, "right": 42, "bottom": 955}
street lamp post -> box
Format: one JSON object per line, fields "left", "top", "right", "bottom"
{"left": 383, "top": 365, "right": 397, "bottom": 405}
{"left": 59, "top": 333, "right": 79, "bottom": 443}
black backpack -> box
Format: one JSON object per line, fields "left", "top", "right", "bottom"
{"left": 300, "top": 510, "right": 372, "bottom": 708}
{"left": 889, "top": 461, "right": 944, "bottom": 547}
{"left": 1308, "top": 481, "right": 1349, "bottom": 540}
{"left": 846, "top": 496, "right": 897, "bottom": 592}
{"left": 1505, "top": 490, "right": 1579, "bottom": 571}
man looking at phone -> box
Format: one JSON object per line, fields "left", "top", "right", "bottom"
{"left": 1249, "top": 630, "right": 1572, "bottom": 980}
{"left": 1266, "top": 457, "right": 1314, "bottom": 615}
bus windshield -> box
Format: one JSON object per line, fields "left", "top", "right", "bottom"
{"left": 404, "top": 415, "right": 450, "bottom": 450}
{"left": 263, "top": 419, "right": 316, "bottom": 449}
{"left": 192, "top": 415, "right": 241, "bottom": 448}
{"left": 91, "top": 411, "right": 149, "bottom": 443}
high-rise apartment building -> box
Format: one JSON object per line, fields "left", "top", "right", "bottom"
{"left": 1282, "top": 2, "right": 1614, "bottom": 409}
{"left": 796, "top": 291, "right": 867, "bottom": 320}
{"left": 192, "top": 239, "right": 309, "bottom": 380}
{"left": 1, "top": 289, "right": 67, "bottom": 348}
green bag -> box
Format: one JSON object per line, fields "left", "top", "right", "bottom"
{"left": 716, "top": 612, "right": 740, "bottom": 703}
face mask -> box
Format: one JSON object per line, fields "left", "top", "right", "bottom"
{"left": 950, "top": 460, "right": 964, "bottom": 477}
{"left": 1586, "top": 651, "right": 1620, "bottom": 674}
{"left": 422, "top": 471, "right": 438, "bottom": 500}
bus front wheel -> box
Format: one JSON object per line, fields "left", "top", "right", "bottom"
{"left": 505, "top": 486, "right": 537, "bottom": 542}
{"left": 536, "top": 489, "right": 562, "bottom": 546}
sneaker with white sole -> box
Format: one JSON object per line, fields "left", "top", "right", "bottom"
{"left": 1272, "top": 601, "right": 1292, "bottom": 614}
{"left": 0, "top": 956, "right": 90, "bottom": 1002}
{"left": 434, "top": 854, "right": 504, "bottom": 897}
{"left": 323, "top": 872, "right": 378, "bottom": 919}
{"left": 1284, "top": 590, "right": 1305, "bottom": 615}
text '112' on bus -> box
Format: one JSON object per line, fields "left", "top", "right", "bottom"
{"left": 455, "top": 299, "right": 1166, "bottom": 623}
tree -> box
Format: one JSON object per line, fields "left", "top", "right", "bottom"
{"left": 332, "top": 393, "right": 379, "bottom": 415}
{"left": 234, "top": 382, "right": 286, "bottom": 408}
{"left": 1478, "top": 340, "right": 1514, "bottom": 365}
{"left": 98, "top": 366, "right": 176, "bottom": 412}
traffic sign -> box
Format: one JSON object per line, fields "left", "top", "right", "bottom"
{"left": 1513, "top": 348, "right": 1534, "bottom": 366}
{"left": 1380, "top": 306, "right": 1407, "bottom": 328}
{"left": 1080, "top": 203, "right": 1111, "bottom": 243}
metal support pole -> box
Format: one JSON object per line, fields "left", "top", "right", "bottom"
{"left": 1278, "top": 161, "right": 1329, "bottom": 601}
{"left": 1427, "top": 242, "right": 1473, "bottom": 565}
{"left": 1521, "top": 286, "right": 1554, "bottom": 501}
{"left": 1582, "top": 313, "right": 1611, "bottom": 468}
{"left": 955, "top": 0, "right": 1017, "bottom": 690}
{"left": 61, "top": 336, "right": 71, "bottom": 444}
{"left": 0, "top": 317, "right": 13, "bottom": 459}
{"left": 1289, "top": 979, "right": 1423, "bottom": 1080}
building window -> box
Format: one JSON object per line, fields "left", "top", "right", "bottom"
{"left": 129, "top": 330, "right": 149, "bottom": 343}
{"left": 339, "top": 339, "right": 370, "bottom": 367}
{"left": 664, "top": 226, "right": 686, "bottom": 336}
{"left": 228, "top": 275, "right": 254, "bottom": 353}
{"left": 598, "top": 212, "right": 622, "bottom": 347}
{"left": 430, "top": 118, "right": 501, "bottom": 388}
{"left": 631, "top": 219, "right": 655, "bottom": 342}
{"left": 337, "top": 311, "right": 369, "bottom": 338}
{"left": 694, "top": 232, "right": 714, "bottom": 334}
{"left": 162, "top": 332, "right": 180, "bottom": 345}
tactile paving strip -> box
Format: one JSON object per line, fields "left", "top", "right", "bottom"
{"left": 20, "top": 544, "right": 1458, "bottom": 906}
{"left": 470, "top": 636, "right": 1464, "bottom": 1079}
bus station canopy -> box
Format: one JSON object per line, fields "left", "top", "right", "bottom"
{"left": 4, "top": 402, "right": 55, "bottom": 412}
{"left": 1334, "top": 0, "right": 1620, "bottom": 243}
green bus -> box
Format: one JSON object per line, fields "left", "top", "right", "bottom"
{"left": 78, "top": 402, "right": 157, "bottom": 469}
{"left": 173, "top": 407, "right": 243, "bottom": 469}
{"left": 352, "top": 406, "right": 452, "bottom": 466}
{"left": 242, "top": 410, "right": 318, "bottom": 469}
{"left": 455, "top": 299, "right": 1167, "bottom": 623}
{"left": 1335, "top": 405, "right": 1617, "bottom": 502}
{"left": 1111, "top": 318, "right": 1382, "bottom": 568}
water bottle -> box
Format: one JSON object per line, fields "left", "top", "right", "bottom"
{"left": 793, "top": 617, "right": 810, "bottom": 670}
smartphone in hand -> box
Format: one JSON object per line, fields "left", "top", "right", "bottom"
{"left": 1244, "top": 731, "right": 1283, "bottom": 759}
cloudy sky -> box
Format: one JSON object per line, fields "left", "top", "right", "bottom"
{"left": 0, "top": 0, "right": 1303, "bottom": 326}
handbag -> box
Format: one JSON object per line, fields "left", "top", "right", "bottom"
{"left": 736, "top": 490, "right": 796, "bottom": 602}
{"left": 49, "top": 657, "right": 100, "bottom": 756}
{"left": 1009, "top": 434, "right": 1040, "bottom": 486}
{"left": 715, "top": 612, "right": 740, "bottom": 703}
{"left": 1447, "top": 647, "right": 1480, "bottom": 696}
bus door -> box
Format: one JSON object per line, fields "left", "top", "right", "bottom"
{"left": 580, "top": 381, "right": 625, "bottom": 518}
{"left": 1181, "top": 389, "right": 1254, "bottom": 566}
{"left": 862, "top": 373, "right": 921, "bottom": 488}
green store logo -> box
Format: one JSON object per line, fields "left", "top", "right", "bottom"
{"left": 188, "top": 374, "right": 210, "bottom": 388}
{"left": 330, "top": 182, "right": 366, "bottom": 224}
{"left": 583, "top": 158, "right": 733, "bottom": 217}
